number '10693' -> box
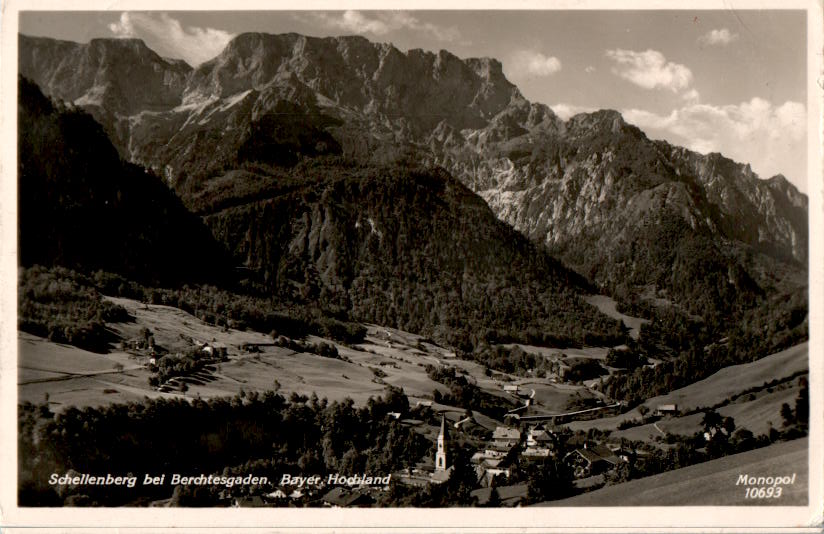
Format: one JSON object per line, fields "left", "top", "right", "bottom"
{"left": 744, "top": 486, "right": 783, "bottom": 499}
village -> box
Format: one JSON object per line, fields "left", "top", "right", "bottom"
{"left": 29, "top": 297, "right": 793, "bottom": 510}
{"left": 18, "top": 290, "right": 807, "bottom": 510}
{"left": 110, "top": 318, "right": 692, "bottom": 508}
{"left": 215, "top": 401, "right": 684, "bottom": 508}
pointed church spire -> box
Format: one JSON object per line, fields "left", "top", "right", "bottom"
{"left": 435, "top": 413, "right": 448, "bottom": 471}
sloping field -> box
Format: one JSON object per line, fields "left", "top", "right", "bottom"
{"left": 18, "top": 297, "right": 500, "bottom": 415}
{"left": 584, "top": 294, "right": 649, "bottom": 340}
{"left": 212, "top": 348, "right": 387, "bottom": 404}
{"left": 18, "top": 331, "right": 153, "bottom": 407}
{"left": 19, "top": 331, "right": 425, "bottom": 408}
{"left": 718, "top": 386, "right": 801, "bottom": 436}
{"left": 612, "top": 383, "right": 803, "bottom": 442}
{"left": 18, "top": 294, "right": 634, "bottom": 420}
{"left": 19, "top": 372, "right": 156, "bottom": 408}
{"left": 569, "top": 342, "right": 808, "bottom": 433}
{"left": 540, "top": 438, "right": 808, "bottom": 506}
{"left": 521, "top": 382, "right": 601, "bottom": 413}
{"left": 367, "top": 331, "right": 594, "bottom": 412}
{"left": 642, "top": 343, "right": 808, "bottom": 412}
{"left": 362, "top": 324, "right": 454, "bottom": 360}
{"left": 19, "top": 331, "right": 138, "bottom": 378}
{"left": 104, "top": 296, "right": 278, "bottom": 355}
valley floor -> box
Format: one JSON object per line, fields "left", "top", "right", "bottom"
{"left": 16, "top": 295, "right": 810, "bottom": 507}
{"left": 18, "top": 295, "right": 598, "bottom": 418}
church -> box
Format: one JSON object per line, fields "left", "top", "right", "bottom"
{"left": 430, "top": 414, "right": 454, "bottom": 484}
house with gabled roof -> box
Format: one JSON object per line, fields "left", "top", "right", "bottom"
{"left": 266, "top": 488, "right": 288, "bottom": 500}
{"left": 564, "top": 442, "right": 623, "bottom": 478}
{"left": 492, "top": 426, "right": 520, "bottom": 449}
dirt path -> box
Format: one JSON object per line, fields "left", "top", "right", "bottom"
{"left": 653, "top": 422, "right": 666, "bottom": 435}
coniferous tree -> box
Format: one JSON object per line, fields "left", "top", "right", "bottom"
{"left": 486, "top": 486, "right": 501, "bottom": 507}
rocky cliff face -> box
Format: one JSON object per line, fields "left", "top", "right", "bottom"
{"left": 19, "top": 35, "right": 191, "bottom": 115}
{"left": 185, "top": 33, "right": 521, "bottom": 132}
{"left": 436, "top": 110, "right": 808, "bottom": 269}
{"left": 19, "top": 33, "right": 533, "bottom": 183}
{"left": 18, "top": 31, "right": 808, "bottom": 318}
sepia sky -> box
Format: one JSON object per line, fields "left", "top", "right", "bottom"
{"left": 19, "top": 10, "right": 808, "bottom": 191}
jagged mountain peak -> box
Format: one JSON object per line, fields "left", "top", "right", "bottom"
{"left": 21, "top": 33, "right": 190, "bottom": 70}
{"left": 767, "top": 173, "right": 795, "bottom": 192}
{"left": 566, "top": 108, "right": 636, "bottom": 136}
{"left": 464, "top": 55, "right": 505, "bottom": 75}
{"left": 19, "top": 31, "right": 808, "bottom": 293}
{"left": 767, "top": 174, "right": 807, "bottom": 210}
{"left": 88, "top": 37, "right": 154, "bottom": 52}
{"left": 19, "top": 33, "right": 191, "bottom": 115}
{"left": 174, "top": 31, "right": 525, "bottom": 139}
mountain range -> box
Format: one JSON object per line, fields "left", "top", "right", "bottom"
{"left": 17, "top": 61, "right": 623, "bottom": 348}
{"left": 18, "top": 31, "right": 808, "bottom": 341}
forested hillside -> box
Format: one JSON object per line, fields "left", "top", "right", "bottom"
{"left": 197, "top": 160, "right": 626, "bottom": 349}
{"left": 18, "top": 77, "right": 231, "bottom": 286}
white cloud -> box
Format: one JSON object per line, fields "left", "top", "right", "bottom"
{"left": 606, "top": 48, "right": 693, "bottom": 92}
{"left": 314, "top": 10, "right": 390, "bottom": 35}
{"left": 385, "top": 11, "right": 461, "bottom": 42}
{"left": 309, "top": 10, "right": 460, "bottom": 42}
{"left": 681, "top": 88, "right": 701, "bottom": 104}
{"left": 109, "top": 12, "right": 233, "bottom": 66}
{"left": 623, "top": 98, "right": 807, "bottom": 191}
{"left": 699, "top": 28, "right": 739, "bottom": 46}
{"left": 550, "top": 103, "right": 597, "bottom": 121}
{"left": 585, "top": 65, "right": 596, "bottom": 74}
{"left": 507, "top": 50, "right": 562, "bottom": 78}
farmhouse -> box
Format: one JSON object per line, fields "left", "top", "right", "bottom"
{"left": 521, "top": 425, "right": 555, "bottom": 458}
{"left": 564, "top": 443, "right": 623, "bottom": 478}
{"left": 548, "top": 357, "right": 573, "bottom": 379}
{"left": 471, "top": 448, "right": 505, "bottom": 464}
{"left": 703, "top": 426, "right": 730, "bottom": 442}
{"left": 526, "top": 427, "right": 553, "bottom": 447}
{"left": 492, "top": 426, "right": 521, "bottom": 449}
{"left": 474, "top": 457, "right": 511, "bottom": 484}
{"left": 655, "top": 404, "right": 678, "bottom": 416}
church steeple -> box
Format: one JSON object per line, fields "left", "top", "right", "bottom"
{"left": 435, "top": 414, "right": 448, "bottom": 471}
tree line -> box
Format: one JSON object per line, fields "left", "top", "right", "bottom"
{"left": 19, "top": 386, "right": 428, "bottom": 507}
